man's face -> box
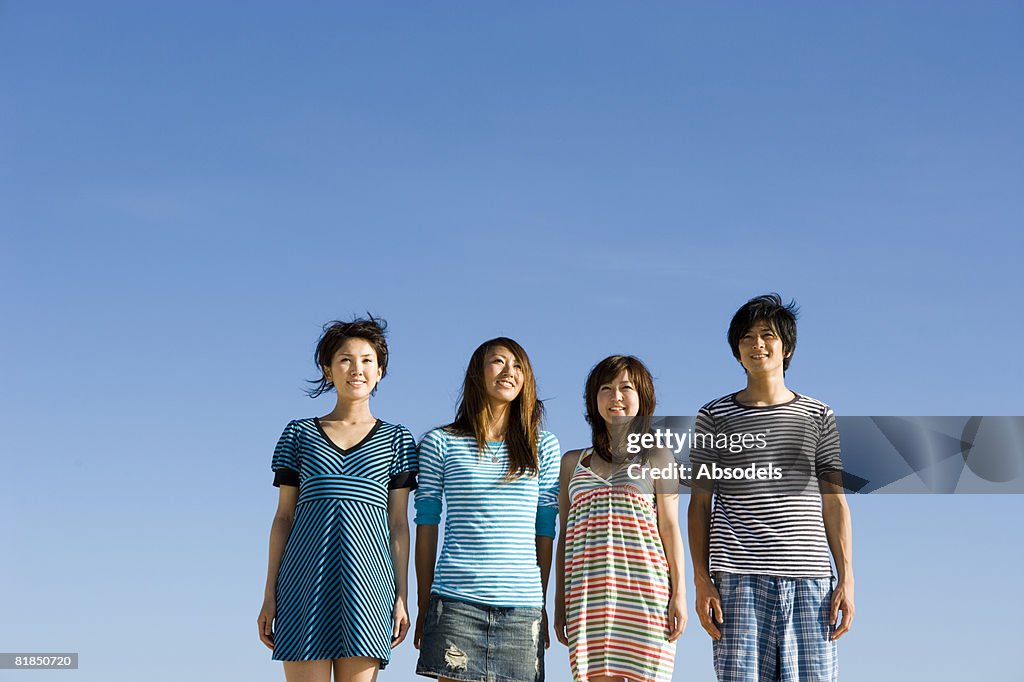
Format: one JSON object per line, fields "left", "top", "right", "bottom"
{"left": 737, "top": 321, "right": 790, "bottom": 375}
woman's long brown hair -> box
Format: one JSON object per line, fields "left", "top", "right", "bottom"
{"left": 447, "top": 337, "right": 544, "bottom": 480}
{"left": 584, "top": 355, "right": 656, "bottom": 463}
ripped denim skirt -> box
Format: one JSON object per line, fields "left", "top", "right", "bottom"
{"left": 416, "top": 594, "right": 545, "bottom": 682}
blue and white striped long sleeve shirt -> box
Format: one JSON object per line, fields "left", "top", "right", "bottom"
{"left": 414, "top": 427, "right": 560, "bottom": 607}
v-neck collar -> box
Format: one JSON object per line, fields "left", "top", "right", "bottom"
{"left": 578, "top": 448, "right": 634, "bottom": 484}
{"left": 314, "top": 417, "right": 382, "bottom": 456}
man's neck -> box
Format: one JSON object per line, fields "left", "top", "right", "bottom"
{"left": 736, "top": 372, "right": 795, "bottom": 406}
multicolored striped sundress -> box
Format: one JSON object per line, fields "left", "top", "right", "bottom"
{"left": 565, "top": 449, "right": 676, "bottom": 682}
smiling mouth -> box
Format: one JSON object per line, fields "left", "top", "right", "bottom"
{"left": 497, "top": 379, "right": 516, "bottom": 388}
{"left": 749, "top": 354, "right": 768, "bottom": 359}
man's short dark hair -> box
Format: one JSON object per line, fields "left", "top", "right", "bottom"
{"left": 727, "top": 293, "right": 800, "bottom": 372}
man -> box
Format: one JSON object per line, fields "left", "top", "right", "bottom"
{"left": 688, "top": 293, "right": 854, "bottom": 682}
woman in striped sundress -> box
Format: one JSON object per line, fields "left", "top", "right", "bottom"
{"left": 554, "top": 356, "right": 687, "bottom": 682}
{"left": 258, "top": 317, "right": 418, "bottom": 682}
{"left": 413, "top": 337, "right": 561, "bottom": 682}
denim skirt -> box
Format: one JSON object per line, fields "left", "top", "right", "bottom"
{"left": 417, "top": 594, "right": 544, "bottom": 682}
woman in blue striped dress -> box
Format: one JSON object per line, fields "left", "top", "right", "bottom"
{"left": 258, "top": 317, "right": 418, "bottom": 682}
{"left": 413, "top": 337, "right": 561, "bottom": 682}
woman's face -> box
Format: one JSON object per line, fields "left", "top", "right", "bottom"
{"left": 323, "top": 337, "right": 382, "bottom": 400}
{"left": 596, "top": 369, "right": 640, "bottom": 424}
{"left": 481, "top": 345, "right": 524, "bottom": 406}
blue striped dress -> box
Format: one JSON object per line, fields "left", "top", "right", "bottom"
{"left": 270, "top": 418, "right": 418, "bottom": 664}
{"left": 414, "top": 428, "right": 560, "bottom": 607}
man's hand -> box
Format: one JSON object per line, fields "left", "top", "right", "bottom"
{"left": 694, "top": 575, "right": 723, "bottom": 640}
{"left": 830, "top": 577, "right": 855, "bottom": 640}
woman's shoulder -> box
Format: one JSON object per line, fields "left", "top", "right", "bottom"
{"left": 418, "top": 427, "right": 481, "bottom": 460}
{"left": 282, "top": 417, "right": 317, "bottom": 433}
{"left": 373, "top": 418, "right": 408, "bottom": 435}
{"left": 561, "top": 446, "right": 588, "bottom": 461}
{"left": 419, "top": 426, "right": 459, "bottom": 446}
{"left": 644, "top": 446, "right": 677, "bottom": 468}
{"left": 370, "top": 419, "right": 412, "bottom": 444}
{"left": 537, "top": 431, "right": 561, "bottom": 458}
{"left": 274, "top": 418, "right": 317, "bottom": 452}
{"left": 538, "top": 430, "right": 560, "bottom": 446}
{"left": 560, "top": 447, "right": 587, "bottom": 470}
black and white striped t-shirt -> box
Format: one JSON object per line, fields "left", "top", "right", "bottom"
{"left": 690, "top": 392, "right": 842, "bottom": 578}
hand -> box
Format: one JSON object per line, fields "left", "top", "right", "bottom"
{"left": 413, "top": 602, "right": 427, "bottom": 650}
{"left": 540, "top": 608, "right": 551, "bottom": 649}
{"left": 553, "top": 601, "right": 569, "bottom": 647}
{"left": 667, "top": 592, "right": 688, "bottom": 642}
{"left": 391, "top": 595, "right": 410, "bottom": 648}
{"left": 830, "top": 577, "right": 855, "bottom": 640}
{"left": 257, "top": 597, "right": 276, "bottom": 650}
{"left": 694, "top": 576, "right": 723, "bottom": 640}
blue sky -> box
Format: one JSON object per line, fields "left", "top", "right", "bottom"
{"left": 2, "top": 2, "right": 1022, "bottom": 681}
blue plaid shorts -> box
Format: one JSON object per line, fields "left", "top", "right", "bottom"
{"left": 712, "top": 572, "right": 838, "bottom": 682}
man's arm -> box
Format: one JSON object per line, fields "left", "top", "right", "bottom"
{"left": 687, "top": 489, "right": 722, "bottom": 640}
{"left": 821, "top": 473, "right": 854, "bottom": 640}
{"left": 688, "top": 406, "right": 723, "bottom": 640}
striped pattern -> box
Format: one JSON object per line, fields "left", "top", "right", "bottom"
{"left": 414, "top": 428, "right": 560, "bottom": 607}
{"left": 270, "top": 418, "right": 417, "bottom": 663}
{"left": 691, "top": 392, "right": 842, "bottom": 577}
{"left": 565, "top": 450, "right": 676, "bottom": 682}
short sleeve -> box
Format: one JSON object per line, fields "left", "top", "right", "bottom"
{"left": 815, "top": 406, "right": 843, "bottom": 477}
{"left": 272, "top": 420, "right": 300, "bottom": 488}
{"left": 388, "top": 424, "right": 419, "bottom": 490}
{"left": 414, "top": 429, "right": 445, "bottom": 525}
{"left": 689, "top": 406, "right": 718, "bottom": 492}
{"left": 535, "top": 431, "right": 561, "bottom": 537}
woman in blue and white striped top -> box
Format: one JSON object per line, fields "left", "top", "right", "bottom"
{"left": 413, "top": 337, "right": 560, "bottom": 682}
